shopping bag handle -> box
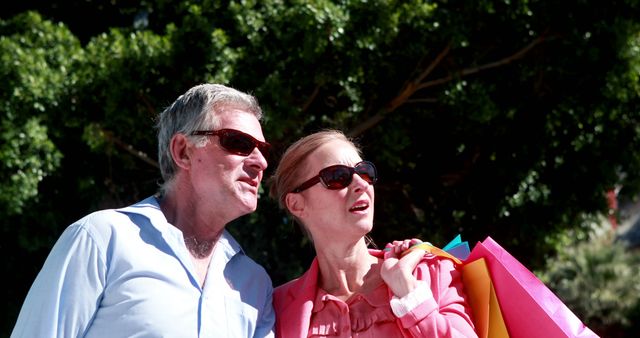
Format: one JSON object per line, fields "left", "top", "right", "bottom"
{"left": 401, "top": 242, "right": 463, "bottom": 265}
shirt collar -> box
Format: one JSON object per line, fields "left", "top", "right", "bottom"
{"left": 116, "top": 195, "right": 245, "bottom": 257}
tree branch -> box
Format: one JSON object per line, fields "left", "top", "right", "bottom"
{"left": 102, "top": 129, "right": 159, "bottom": 168}
{"left": 414, "top": 35, "right": 546, "bottom": 92}
{"left": 348, "top": 36, "right": 547, "bottom": 137}
{"left": 301, "top": 84, "right": 322, "bottom": 113}
{"left": 387, "top": 43, "right": 451, "bottom": 113}
{"left": 347, "top": 44, "right": 451, "bottom": 137}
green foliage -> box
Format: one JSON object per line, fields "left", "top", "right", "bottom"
{"left": 0, "top": 118, "right": 62, "bottom": 214}
{"left": 0, "top": 12, "right": 76, "bottom": 214}
{"left": 539, "top": 224, "right": 640, "bottom": 337}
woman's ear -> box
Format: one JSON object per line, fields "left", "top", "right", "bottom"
{"left": 170, "top": 133, "right": 192, "bottom": 170}
{"left": 285, "top": 192, "right": 306, "bottom": 219}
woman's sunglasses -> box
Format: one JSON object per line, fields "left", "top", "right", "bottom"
{"left": 191, "top": 129, "right": 271, "bottom": 159}
{"left": 292, "top": 160, "right": 377, "bottom": 193}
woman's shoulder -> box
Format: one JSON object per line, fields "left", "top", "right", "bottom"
{"left": 274, "top": 259, "right": 320, "bottom": 306}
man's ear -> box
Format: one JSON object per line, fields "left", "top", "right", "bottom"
{"left": 170, "top": 133, "right": 192, "bottom": 170}
{"left": 285, "top": 192, "right": 306, "bottom": 219}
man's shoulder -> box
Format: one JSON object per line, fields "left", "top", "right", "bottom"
{"left": 76, "top": 197, "right": 156, "bottom": 221}
{"left": 68, "top": 197, "right": 158, "bottom": 239}
{"left": 72, "top": 208, "right": 128, "bottom": 230}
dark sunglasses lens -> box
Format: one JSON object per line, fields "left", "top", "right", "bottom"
{"left": 220, "top": 132, "right": 255, "bottom": 155}
{"left": 355, "top": 162, "right": 377, "bottom": 184}
{"left": 257, "top": 143, "right": 271, "bottom": 159}
{"left": 320, "top": 166, "right": 353, "bottom": 189}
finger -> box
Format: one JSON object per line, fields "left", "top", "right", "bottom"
{"left": 384, "top": 249, "right": 394, "bottom": 259}
{"left": 386, "top": 239, "right": 423, "bottom": 257}
{"left": 401, "top": 240, "right": 412, "bottom": 250}
{"left": 384, "top": 245, "right": 400, "bottom": 259}
{"left": 398, "top": 238, "right": 418, "bottom": 251}
{"left": 410, "top": 238, "right": 423, "bottom": 246}
{"left": 400, "top": 246, "right": 427, "bottom": 270}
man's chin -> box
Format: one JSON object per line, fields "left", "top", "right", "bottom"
{"left": 239, "top": 195, "right": 258, "bottom": 212}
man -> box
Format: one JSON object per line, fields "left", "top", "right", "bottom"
{"left": 12, "top": 83, "right": 275, "bottom": 337}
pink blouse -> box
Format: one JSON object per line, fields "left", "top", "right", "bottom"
{"left": 309, "top": 282, "right": 403, "bottom": 337}
{"left": 273, "top": 249, "right": 477, "bottom": 338}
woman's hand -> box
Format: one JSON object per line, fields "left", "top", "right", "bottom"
{"left": 380, "top": 239, "right": 431, "bottom": 298}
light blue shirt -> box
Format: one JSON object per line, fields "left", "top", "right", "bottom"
{"left": 11, "top": 196, "right": 275, "bottom": 338}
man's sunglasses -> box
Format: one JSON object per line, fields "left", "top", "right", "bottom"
{"left": 191, "top": 129, "right": 271, "bottom": 159}
{"left": 292, "top": 160, "right": 377, "bottom": 193}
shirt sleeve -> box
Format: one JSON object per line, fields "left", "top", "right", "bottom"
{"left": 11, "top": 220, "right": 106, "bottom": 338}
{"left": 395, "top": 256, "right": 478, "bottom": 338}
{"left": 253, "top": 282, "right": 276, "bottom": 338}
{"left": 389, "top": 280, "right": 433, "bottom": 317}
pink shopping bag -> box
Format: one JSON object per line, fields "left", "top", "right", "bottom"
{"left": 465, "top": 236, "right": 599, "bottom": 337}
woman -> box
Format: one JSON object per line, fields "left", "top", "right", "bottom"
{"left": 268, "top": 129, "right": 477, "bottom": 337}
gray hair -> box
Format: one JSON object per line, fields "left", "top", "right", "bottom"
{"left": 155, "top": 83, "right": 262, "bottom": 195}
